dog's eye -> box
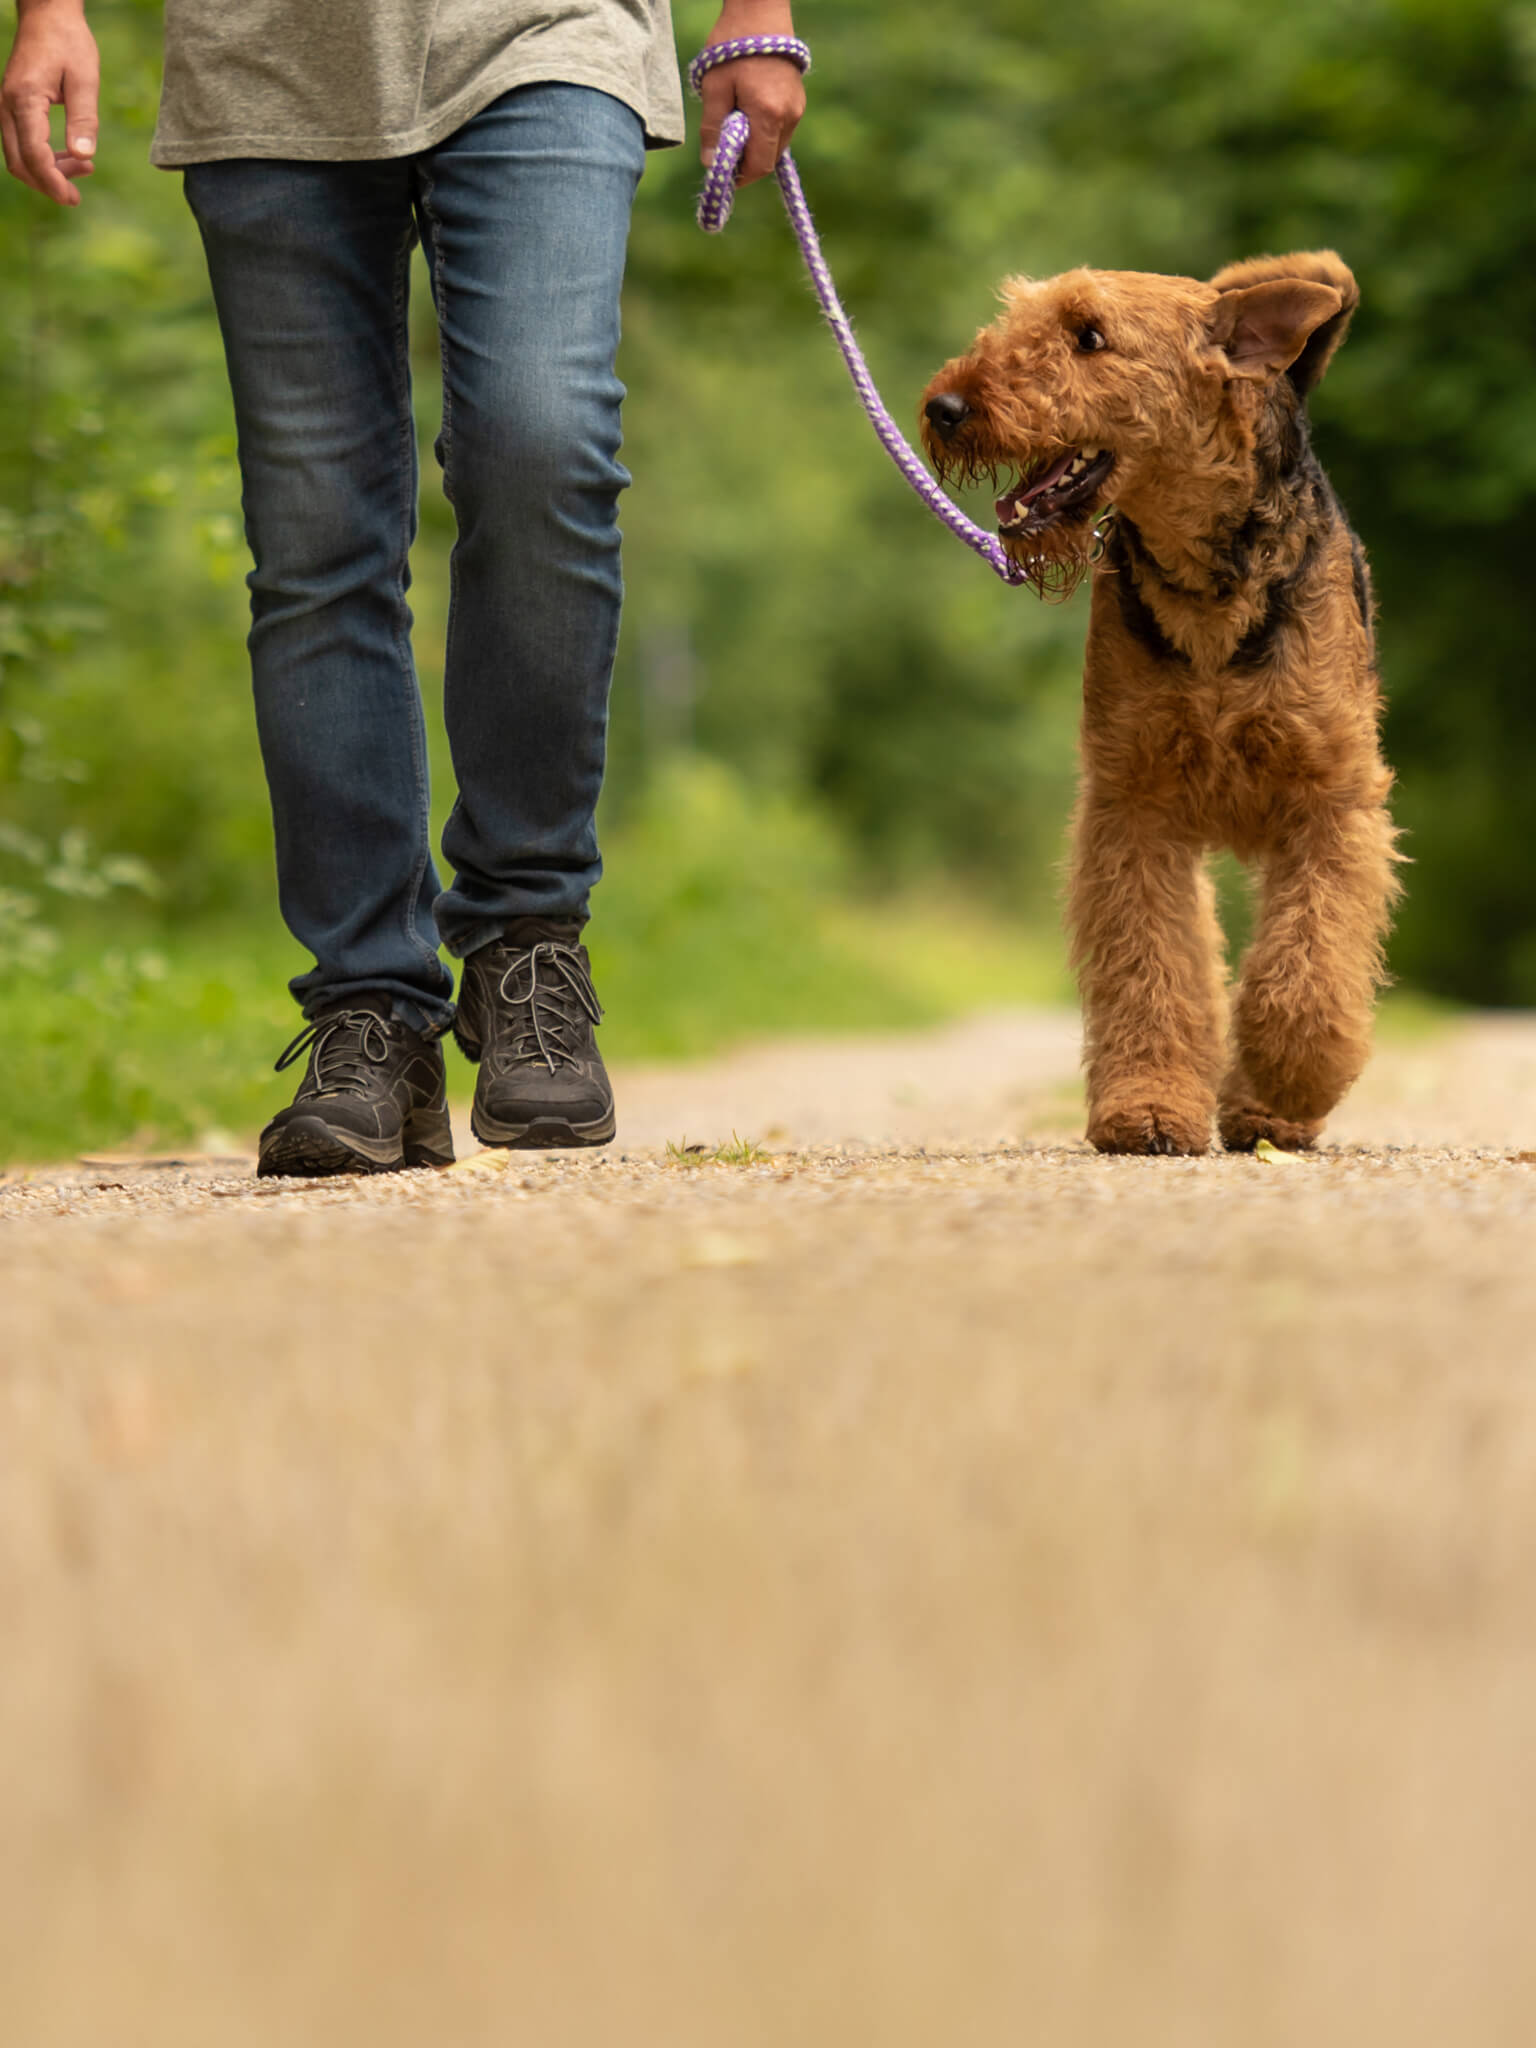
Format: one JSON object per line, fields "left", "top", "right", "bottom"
{"left": 1076, "top": 324, "right": 1108, "bottom": 354}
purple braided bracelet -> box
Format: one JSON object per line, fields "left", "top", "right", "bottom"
{"left": 688, "top": 39, "right": 1031, "bottom": 588}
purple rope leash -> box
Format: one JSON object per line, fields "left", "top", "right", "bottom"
{"left": 688, "top": 39, "right": 1031, "bottom": 589}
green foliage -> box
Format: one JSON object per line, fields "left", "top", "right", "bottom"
{"left": 0, "top": 921, "right": 297, "bottom": 1161}
{"left": 0, "top": 0, "right": 242, "bottom": 957}
{"left": 589, "top": 756, "right": 933, "bottom": 1056}
{"left": 1, "top": 0, "right": 1534, "bottom": 1077}
{"left": 0, "top": 758, "right": 1067, "bottom": 1161}
{"left": 642, "top": 0, "right": 1536, "bottom": 993}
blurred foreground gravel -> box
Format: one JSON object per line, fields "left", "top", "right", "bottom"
{"left": 5, "top": 1009, "right": 1536, "bottom": 2048}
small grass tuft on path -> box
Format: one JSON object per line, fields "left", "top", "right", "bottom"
{"left": 665, "top": 1131, "right": 772, "bottom": 1167}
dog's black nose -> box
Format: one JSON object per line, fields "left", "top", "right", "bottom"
{"left": 924, "top": 392, "right": 972, "bottom": 435}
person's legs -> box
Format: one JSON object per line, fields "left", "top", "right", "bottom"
{"left": 412, "top": 84, "right": 646, "bottom": 953}
{"left": 183, "top": 158, "right": 455, "bottom": 1035}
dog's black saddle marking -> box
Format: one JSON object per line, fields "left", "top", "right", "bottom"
{"left": 1229, "top": 528, "right": 1322, "bottom": 672}
{"left": 1106, "top": 524, "right": 1190, "bottom": 667}
{"left": 1109, "top": 388, "right": 1374, "bottom": 678}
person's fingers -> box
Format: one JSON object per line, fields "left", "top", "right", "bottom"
{"left": 741, "top": 82, "right": 806, "bottom": 181}
{"left": 62, "top": 53, "right": 98, "bottom": 169}
{"left": 738, "top": 108, "right": 786, "bottom": 184}
{"left": 0, "top": 94, "right": 53, "bottom": 196}
{"left": 0, "top": 102, "right": 24, "bottom": 187}
{"left": 11, "top": 86, "right": 75, "bottom": 202}
{"left": 708, "top": 58, "right": 805, "bottom": 186}
{"left": 698, "top": 71, "right": 733, "bottom": 167}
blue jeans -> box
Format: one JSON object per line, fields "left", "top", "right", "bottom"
{"left": 184, "top": 84, "right": 647, "bottom": 1033}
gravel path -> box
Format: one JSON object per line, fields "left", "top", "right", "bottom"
{"left": 6, "top": 1010, "right": 1536, "bottom": 2046}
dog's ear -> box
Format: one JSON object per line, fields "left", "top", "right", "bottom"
{"left": 1207, "top": 278, "right": 1346, "bottom": 390}
{"left": 1209, "top": 251, "right": 1359, "bottom": 395}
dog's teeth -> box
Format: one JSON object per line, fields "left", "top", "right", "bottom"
{"left": 1081, "top": 447, "right": 1102, "bottom": 461}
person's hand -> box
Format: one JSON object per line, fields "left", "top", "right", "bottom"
{"left": 2, "top": 0, "right": 99, "bottom": 206}
{"left": 698, "top": 0, "right": 806, "bottom": 187}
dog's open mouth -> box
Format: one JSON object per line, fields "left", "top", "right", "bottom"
{"left": 996, "top": 448, "right": 1116, "bottom": 533}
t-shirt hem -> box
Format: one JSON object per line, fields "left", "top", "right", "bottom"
{"left": 149, "top": 53, "right": 685, "bottom": 166}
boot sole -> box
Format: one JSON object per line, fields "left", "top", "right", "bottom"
{"left": 469, "top": 1105, "right": 616, "bottom": 1151}
{"left": 257, "top": 1110, "right": 455, "bottom": 1179}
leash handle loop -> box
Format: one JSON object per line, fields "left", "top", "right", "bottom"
{"left": 689, "top": 37, "right": 812, "bottom": 233}
{"left": 688, "top": 41, "right": 1030, "bottom": 588}
{"left": 687, "top": 34, "right": 812, "bottom": 90}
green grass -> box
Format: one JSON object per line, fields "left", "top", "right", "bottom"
{"left": 0, "top": 905, "right": 1068, "bottom": 1165}
{"left": 0, "top": 760, "right": 1073, "bottom": 1164}
{"left": 0, "top": 752, "right": 1459, "bottom": 1165}
{"left": 0, "top": 912, "right": 1463, "bottom": 1167}
{"left": 664, "top": 1132, "right": 774, "bottom": 1167}
{"left": 1373, "top": 988, "right": 1464, "bottom": 1044}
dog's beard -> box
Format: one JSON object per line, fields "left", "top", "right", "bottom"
{"left": 929, "top": 442, "right": 1111, "bottom": 603}
{"left": 999, "top": 519, "right": 1101, "bottom": 602}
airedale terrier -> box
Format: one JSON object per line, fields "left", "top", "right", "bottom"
{"left": 921, "top": 250, "right": 1401, "bottom": 1155}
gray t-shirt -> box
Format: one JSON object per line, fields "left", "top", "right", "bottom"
{"left": 150, "top": 0, "right": 685, "bottom": 166}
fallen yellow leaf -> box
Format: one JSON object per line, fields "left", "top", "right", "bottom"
{"left": 447, "top": 1151, "right": 511, "bottom": 1175}
{"left": 1254, "top": 1138, "right": 1302, "bottom": 1166}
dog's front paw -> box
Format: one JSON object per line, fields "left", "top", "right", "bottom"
{"left": 1218, "top": 1103, "right": 1322, "bottom": 1154}
{"left": 1087, "top": 1097, "right": 1212, "bottom": 1157}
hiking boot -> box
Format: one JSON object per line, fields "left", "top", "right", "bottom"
{"left": 454, "top": 919, "right": 615, "bottom": 1149}
{"left": 257, "top": 995, "right": 455, "bottom": 1178}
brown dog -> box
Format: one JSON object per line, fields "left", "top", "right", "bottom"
{"left": 921, "top": 251, "right": 1400, "bottom": 1155}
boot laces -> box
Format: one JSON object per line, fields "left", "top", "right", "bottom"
{"left": 275, "top": 1009, "right": 394, "bottom": 1096}
{"left": 496, "top": 941, "right": 602, "bottom": 1072}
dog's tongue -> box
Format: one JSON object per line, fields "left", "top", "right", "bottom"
{"left": 996, "top": 450, "right": 1077, "bottom": 523}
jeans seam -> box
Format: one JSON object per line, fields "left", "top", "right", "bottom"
{"left": 389, "top": 212, "right": 444, "bottom": 990}
{"left": 417, "top": 164, "right": 454, "bottom": 506}
{"left": 417, "top": 160, "right": 470, "bottom": 915}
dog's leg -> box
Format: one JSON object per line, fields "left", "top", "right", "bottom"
{"left": 1219, "top": 803, "right": 1401, "bottom": 1151}
{"left": 1069, "top": 795, "right": 1226, "bottom": 1156}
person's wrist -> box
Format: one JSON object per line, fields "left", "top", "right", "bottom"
{"left": 710, "top": 1, "right": 798, "bottom": 28}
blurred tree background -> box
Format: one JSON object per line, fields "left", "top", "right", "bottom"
{"left": 1, "top": 0, "right": 1533, "bottom": 1154}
